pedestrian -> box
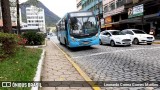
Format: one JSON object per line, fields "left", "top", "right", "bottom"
{"left": 47, "top": 33, "right": 50, "bottom": 40}
{"left": 149, "top": 27, "right": 155, "bottom": 36}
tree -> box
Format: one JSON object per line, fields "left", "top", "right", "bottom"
{"left": 1, "top": 0, "right": 12, "bottom": 33}
{"left": 16, "top": 0, "right": 20, "bottom": 34}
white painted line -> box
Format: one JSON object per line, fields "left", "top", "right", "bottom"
{"left": 31, "top": 49, "right": 45, "bottom": 90}
{"left": 73, "top": 47, "right": 160, "bottom": 59}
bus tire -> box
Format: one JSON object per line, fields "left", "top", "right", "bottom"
{"left": 60, "top": 41, "right": 63, "bottom": 45}
{"left": 100, "top": 39, "right": 102, "bottom": 45}
{"left": 65, "top": 38, "right": 68, "bottom": 46}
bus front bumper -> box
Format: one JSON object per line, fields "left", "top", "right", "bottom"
{"left": 68, "top": 39, "right": 99, "bottom": 48}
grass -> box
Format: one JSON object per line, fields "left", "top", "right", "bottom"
{"left": 0, "top": 47, "right": 42, "bottom": 90}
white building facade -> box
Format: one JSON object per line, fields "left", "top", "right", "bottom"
{"left": 76, "top": 0, "right": 82, "bottom": 11}
{"left": 26, "top": 5, "right": 46, "bottom": 33}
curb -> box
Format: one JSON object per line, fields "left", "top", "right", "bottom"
{"left": 25, "top": 39, "right": 47, "bottom": 48}
{"left": 153, "top": 42, "right": 160, "bottom": 44}
{"left": 31, "top": 49, "right": 45, "bottom": 90}
{"left": 51, "top": 41, "right": 101, "bottom": 90}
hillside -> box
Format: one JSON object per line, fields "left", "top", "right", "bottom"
{"left": 20, "top": 0, "right": 60, "bottom": 27}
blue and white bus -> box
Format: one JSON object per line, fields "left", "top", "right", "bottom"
{"left": 56, "top": 11, "right": 100, "bottom": 48}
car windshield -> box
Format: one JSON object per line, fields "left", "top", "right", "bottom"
{"left": 110, "top": 31, "right": 125, "bottom": 35}
{"left": 69, "top": 16, "right": 98, "bottom": 38}
{"left": 133, "top": 30, "right": 146, "bottom": 34}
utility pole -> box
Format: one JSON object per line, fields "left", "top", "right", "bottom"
{"left": 98, "top": 0, "right": 101, "bottom": 30}
{"left": 16, "top": 0, "right": 21, "bottom": 34}
{"left": 1, "top": 0, "right": 12, "bottom": 33}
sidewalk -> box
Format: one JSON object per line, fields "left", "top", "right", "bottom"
{"left": 40, "top": 40, "right": 92, "bottom": 90}
{"left": 153, "top": 40, "right": 160, "bottom": 44}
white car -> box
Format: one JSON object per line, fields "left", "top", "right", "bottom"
{"left": 122, "top": 29, "right": 155, "bottom": 45}
{"left": 100, "top": 30, "right": 132, "bottom": 47}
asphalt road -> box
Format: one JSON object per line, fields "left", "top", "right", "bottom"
{"left": 50, "top": 35, "right": 160, "bottom": 90}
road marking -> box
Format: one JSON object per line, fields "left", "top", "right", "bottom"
{"left": 51, "top": 40, "right": 101, "bottom": 90}
{"left": 73, "top": 47, "right": 160, "bottom": 59}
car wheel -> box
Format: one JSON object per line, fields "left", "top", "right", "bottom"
{"left": 133, "top": 38, "right": 139, "bottom": 45}
{"left": 100, "top": 39, "right": 102, "bottom": 45}
{"left": 110, "top": 40, "right": 115, "bottom": 47}
{"left": 147, "top": 43, "right": 152, "bottom": 45}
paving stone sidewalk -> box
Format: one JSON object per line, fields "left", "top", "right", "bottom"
{"left": 40, "top": 40, "right": 92, "bottom": 90}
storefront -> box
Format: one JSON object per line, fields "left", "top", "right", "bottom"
{"left": 104, "top": 16, "right": 113, "bottom": 30}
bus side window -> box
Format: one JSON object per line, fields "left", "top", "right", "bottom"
{"left": 65, "top": 19, "right": 67, "bottom": 31}
{"left": 62, "top": 19, "right": 65, "bottom": 30}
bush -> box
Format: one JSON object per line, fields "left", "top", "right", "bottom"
{"left": 0, "top": 32, "right": 18, "bottom": 56}
{"left": 17, "top": 35, "right": 27, "bottom": 47}
{"left": 22, "top": 31, "right": 45, "bottom": 45}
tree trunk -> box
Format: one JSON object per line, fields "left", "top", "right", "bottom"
{"left": 17, "top": 0, "right": 21, "bottom": 34}
{"left": 1, "top": 0, "right": 12, "bottom": 33}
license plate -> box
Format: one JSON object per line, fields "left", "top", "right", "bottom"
{"left": 83, "top": 42, "right": 89, "bottom": 44}
{"left": 124, "top": 41, "right": 130, "bottom": 44}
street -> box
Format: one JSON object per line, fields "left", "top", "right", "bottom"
{"left": 50, "top": 35, "right": 160, "bottom": 90}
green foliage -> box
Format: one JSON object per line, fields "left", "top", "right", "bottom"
{"left": 0, "top": 47, "right": 42, "bottom": 88}
{"left": 0, "top": 32, "right": 18, "bottom": 57}
{"left": 22, "top": 31, "right": 45, "bottom": 45}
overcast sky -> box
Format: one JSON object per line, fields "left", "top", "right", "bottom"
{"left": 20, "top": 0, "right": 77, "bottom": 18}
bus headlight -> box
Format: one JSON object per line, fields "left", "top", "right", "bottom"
{"left": 95, "top": 33, "right": 99, "bottom": 37}
{"left": 71, "top": 36, "right": 76, "bottom": 42}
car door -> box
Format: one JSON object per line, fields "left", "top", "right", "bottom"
{"left": 103, "top": 32, "right": 111, "bottom": 44}
{"left": 100, "top": 32, "right": 105, "bottom": 43}
{"left": 127, "top": 30, "right": 135, "bottom": 42}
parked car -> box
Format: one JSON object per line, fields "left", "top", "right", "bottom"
{"left": 100, "top": 30, "right": 132, "bottom": 47}
{"left": 122, "top": 29, "right": 155, "bottom": 45}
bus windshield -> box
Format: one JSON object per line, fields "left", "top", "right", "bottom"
{"left": 69, "top": 16, "right": 98, "bottom": 38}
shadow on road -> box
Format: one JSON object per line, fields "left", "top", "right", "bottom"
{"left": 58, "top": 43, "right": 98, "bottom": 52}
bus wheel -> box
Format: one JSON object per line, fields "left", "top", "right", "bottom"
{"left": 100, "top": 39, "right": 102, "bottom": 45}
{"left": 60, "top": 41, "right": 63, "bottom": 45}
{"left": 65, "top": 39, "right": 68, "bottom": 46}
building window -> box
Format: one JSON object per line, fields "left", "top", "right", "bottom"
{"left": 116, "top": 0, "right": 124, "bottom": 8}
{"left": 104, "top": 5, "right": 108, "bottom": 13}
{"left": 110, "top": 2, "right": 115, "bottom": 11}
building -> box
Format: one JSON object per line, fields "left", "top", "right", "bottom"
{"left": 26, "top": 5, "right": 46, "bottom": 33}
{"left": 81, "top": 0, "right": 104, "bottom": 29}
{"left": 76, "top": 0, "right": 82, "bottom": 11}
{"left": 103, "top": 0, "right": 132, "bottom": 30}
{"left": 103, "top": 0, "right": 160, "bottom": 38}
{"left": 81, "top": 0, "right": 103, "bottom": 16}
{"left": 126, "top": 0, "right": 160, "bottom": 38}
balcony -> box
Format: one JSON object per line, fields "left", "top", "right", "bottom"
{"left": 116, "top": 0, "right": 132, "bottom": 8}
